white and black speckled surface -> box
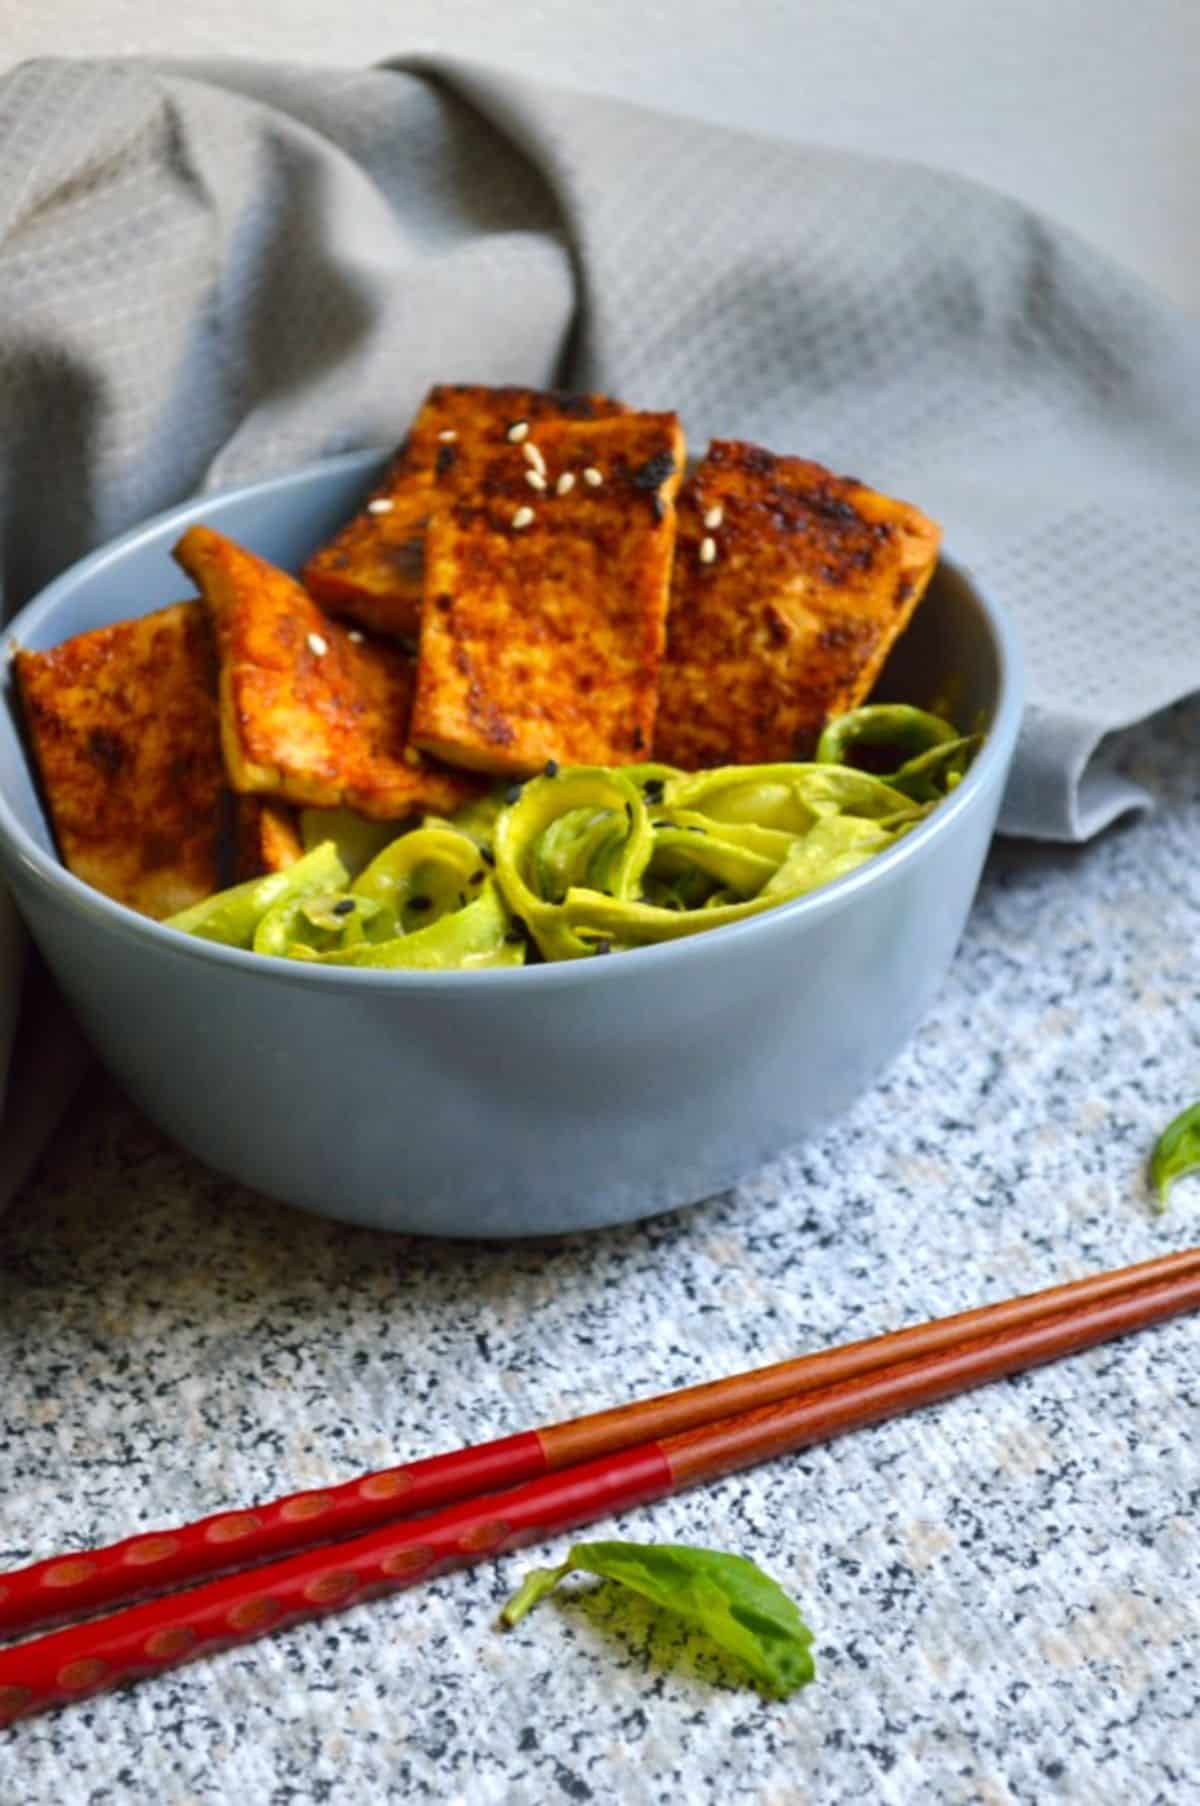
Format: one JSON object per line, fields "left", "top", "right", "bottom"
{"left": 3, "top": 703, "right": 1200, "bottom": 1806}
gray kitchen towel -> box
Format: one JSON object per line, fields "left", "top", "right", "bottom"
{"left": 5, "top": 53, "right": 1200, "bottom": 835}
{"left": 1, "top": 53, "right": 1199, "bottom": 1191}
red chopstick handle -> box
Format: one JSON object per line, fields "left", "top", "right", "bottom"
{"left": 4, "top": 1270, "right": 1197, "bottom": 1724}
{"left": 9, "top": 1250, "right": 1199, "bottom": 1643}
{"left": 0, "top": 1431, "right": 548, "bottom": 1638}
{"left": 0, "top": 1444, "right": 673, "bottom": 1723}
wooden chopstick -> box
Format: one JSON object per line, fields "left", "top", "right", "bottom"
{"left": 2, "top": 1245, "right": 1194, "bottom": 1645}
{"left": 1, "top": 1252, "right": 1198, "bottom": 1723}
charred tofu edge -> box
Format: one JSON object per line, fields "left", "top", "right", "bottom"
{"left": 233, "top": 796, "right": 304, "bottom": 879}
{"left": 175, "top": 523, "right": 480, "bottom": 821}
{"left": 656, "top": 441, "right": 942, "bottom": 765}
{"left": 13, "top": 600, "right": 227, "bottom": 918}
{"left": 301, "top": 385, "right": 631, "bottom": 637}
{"left": 410, "top": 411, "right": 685, "bottom": 775}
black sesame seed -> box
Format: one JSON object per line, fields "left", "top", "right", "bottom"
{"left": 408, "top": 895, "right": 432, "bottom": 913}
{"left": 481, "top": 846, "right": 496, "bottom": 866}
{"left": 470, "top": 869, "right": 485, "bottom": 885}
{"left": 543, "top": 758, "right": 559, "bottom": 778}
{"left": 642, "top": 778, "right": 664, "bottom": 801}
{"left": 504, "top": 783, "right": 524, "bottom": 804}
{"left": 331, "top": 898, "right": 356, "bottom": 917}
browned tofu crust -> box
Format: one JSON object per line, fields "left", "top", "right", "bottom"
{"left": 175, "top": 526, "right": 480, "bottom": 820}
{"left": 233, "top": 797, "right": 303, "bottom": 879}
{"left": 15, "top": 602, "right": 226, "bottom": 918}
{"left": 655, "top": 441, "right": 942, "bottom": 768}
{"left": 410, "top": 412, "right": 686, "bottom": 776}
{"left": 302, "top": 385, "right": 629, "bottom": 638}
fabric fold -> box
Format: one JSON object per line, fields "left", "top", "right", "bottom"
{"left": 2, "top": 51, "right": 1199, "bottom": 1196}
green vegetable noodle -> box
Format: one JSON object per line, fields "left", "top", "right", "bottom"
{"left": 166, "top": 705, "right": 977, "bottom": 970}
{"left": 499, "top": 1539, "right": 816, "bottom": 1699}
{"left": 1149, "top": 1100, "right": 1200, "bottom": 1211}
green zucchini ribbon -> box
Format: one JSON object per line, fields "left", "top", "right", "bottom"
{"left": 167, "top": 705, "right": 974, "bottom": 968}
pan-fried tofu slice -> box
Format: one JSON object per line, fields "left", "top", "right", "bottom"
{"left": 410, "top": 411, "right": 686, "bottom": 775}
{"left": 175, "top": 526, "right": 479, "bottom": 821}
{"left": 15, "top": 601, "right": 226, "bottom": 918}
{"left": 302, "top": 385, "right": 628, "bottom": 638}
{"left": 233, "top": 797, "right": 303, "bottom": 879}
{"left": 655, "top": 441, "right": 942, "bottom": 768}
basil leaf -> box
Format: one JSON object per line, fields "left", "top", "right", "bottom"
{"left": 499, "top": 1540, "right": 815, "bottom": 1697}
{"left": 1149, "top": 1100, "right": 1200, "bottom": 1210}
{"left": 500, "top": 1557, "right": 574, "bottom": 1624}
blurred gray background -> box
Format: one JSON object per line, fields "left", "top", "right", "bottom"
{"left": 3, "top": 0, "right": 1198, "bottom": 312}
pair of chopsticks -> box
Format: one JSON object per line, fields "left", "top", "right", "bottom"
{"left": 2, "top": 1246, "right": 1198, "bottom": 1723}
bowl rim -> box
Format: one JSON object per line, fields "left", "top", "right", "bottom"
{"left": 0, "top": 449, "right": 1024, "bottom": 995}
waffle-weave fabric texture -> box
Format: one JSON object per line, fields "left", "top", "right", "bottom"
{"left": 3, "top": 55, "right": 1200, "bottom": 1801}
{"left": 3, "top": 54, "right": 1200, "bottom": 839}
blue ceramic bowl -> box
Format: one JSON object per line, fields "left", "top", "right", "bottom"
{"left": 0, "top": 452, "right": 1022, "bottom": 1237}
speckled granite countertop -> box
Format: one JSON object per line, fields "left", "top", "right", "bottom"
{"left": 3, "top": 701, "right": 1199, "bottom": 1806}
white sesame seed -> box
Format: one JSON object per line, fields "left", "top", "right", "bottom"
{"left": 511, "top": 506, "right": 535, "bottom": 529}
{"left": 348, "top": 630, "right": 364, "bottom": 644}
{"left": 583, "top": 467, "right": 603, "bottom": 488}
{"left": 522, "top": 442, "right": 546, "bottom": 474}
{"left": 699, "top": 537, "right": 717, "bottom": 565}
{"left": 367, "top": 498, "right": 394, "bottom": 514}
{"left": 507, "top": 420, "right": 530, "bottom": 443}
{"left": 437, "top": 429, "right": 458, "bottom": 442}
{"left": 307, "top": 632, "right": 329, "bottom": 656}
{"left": 403, "top": 747, "right": 424, "bottom": 768}
{"left": 555, "top": 472, "right": 576, "bottom": 496}
{"left": 703, "top": 504, "right": 724, "bottom": 529}
{"left": 525, "top": 468, "right": 547, "bottom": 491}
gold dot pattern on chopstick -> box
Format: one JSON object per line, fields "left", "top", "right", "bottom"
{"left": 304, "top": 1569, "right": 359, "bottom": 1605}
{"left": 279, "top": 1493, "right": 334, "bottom": 1522}
{"left": 359, "top": 1471, "right": 413, "bottom": 1501}
{"left": 124, "top": 1534, "right": 181, "bottom": 1566}
{"left": 458, "top": 1519, "right": 511, "bottom": 1554}
{"left": 58, "top": 1657, "right": 108, "bottom": 1690}
{"left": 0, "top": 1685, "right": 32, "bottom": 1716}
{"left": 380, "top": 1545, "right": 436, "bottom": 1578}
{"left": 227, "top": 1596, "right": 280, "bottom": 1631}
{"left": 205, "top": 1512, "right": 262, "bottom": 1544}
{"left": 145, "top": 1625, "right": 198, "bottom": 1660}
{"left": 44, "top": 1556, "right": 97, "bottom": 1587}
